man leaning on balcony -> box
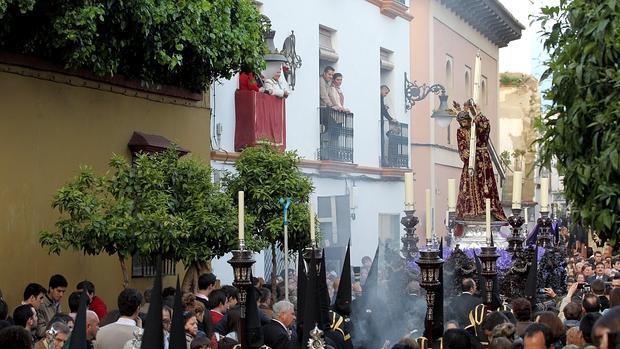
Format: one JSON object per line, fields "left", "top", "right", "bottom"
{"left": 320, "top": 66, "right": 335, "bottom": 107}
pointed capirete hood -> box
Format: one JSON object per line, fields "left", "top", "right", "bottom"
{"left": 169, "top": 276, "right": 186, "bottom": 349}
{"left": 141, "top": 256, "right": 163, "bottom": 349}
{"left": 246, "top": 278, "right": 264, "bottom": 348}
{"left": 68, "top": 290, "right": 89, "bottom": 349}
{"left": 302, "top": 253, "right": 320, "bottom": 346}
{"left": 525, "top": 246, "right": 539, "bottom": 300}
{"left": 334, "top": 241, "right": 352, "bottom": 316}
{"left": 319, "top": 250, "right": 332, "bottom": 330}
{"left": 362, "top": 245, "right": 380, "bottom": 305}
{"left": 296, "top": 249, "right": 307, "bottom": 344}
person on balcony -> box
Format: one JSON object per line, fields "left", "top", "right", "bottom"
{"left": 381, "top": 85, "right": 400, "bottom": 134}
{"left": 381, "top": 85, "right": 393, "bottom": 122}
{"left": 238, "top": 71, "right": 265, "bottom": 93}
{"left": 263, "top": 69, "right": 290, "bottom": 99}
{"left": 320, "top": 66, "right": 335, "bottom": 107}
{"left": 329, "top": 73, "right": 349, "bottom": 112}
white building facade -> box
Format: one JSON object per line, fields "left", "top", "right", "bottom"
{"left": 210, "top": 0, "right": 413, "bottom": 282}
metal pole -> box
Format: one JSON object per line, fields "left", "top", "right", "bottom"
{"left": 280, "top": 197, "right": 291, "bottom": 302}
{"left": 284, "top": 222, "right": 289, "bottom": 301}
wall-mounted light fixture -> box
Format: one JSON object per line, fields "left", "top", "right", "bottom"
{"left": 404, "top": 73, "right": 453, "bottom": 128}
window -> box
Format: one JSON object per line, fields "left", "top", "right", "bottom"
{"left": 464, "top": 66, "right": 472, "bottom": 99}
{"left": 318, "top": 195, "right": 351, "bottom": 276}
{"left": 212, "top": 168, "right": 225, "bottom": 191}
{"left": 318, "top": 195, "right": 351, "bottom": 247}
{"left": 380, "top": 49, "right": 394, "bottom": 110}
{"left": 319, "top": 25, "right": 338, "bottom": 62}
{"left": 132, "top": 256, "right": 176, "bottom": 278}
{"left": 378, "top": 213, "right": 400, "bottom": 252}
{"left": 445, "top": 55, "right": 454, "bottom": 92}
{"left": 481, "top": 76, "right": 488, "bottom": 105}
{"left": 380, "top": 47, "right": 395, "bottom": 71}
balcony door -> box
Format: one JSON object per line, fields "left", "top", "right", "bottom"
{"left": 318, "top": 195, "right": 351, "bottom": 274}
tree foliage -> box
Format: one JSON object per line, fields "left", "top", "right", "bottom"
{"left": 224, "top": 144, "right": 314, "bottom": 298}
{"left": 536, "top": 0, "right": 620, "bottom": 244}
{"left": 40, "top": 149, "right": 239, "bottom": 286}
{"left": 0, "top": 0, "right": 266, "bottom": 91}
{"left": 224, "top": 144, "right": 314, "bottom": 253}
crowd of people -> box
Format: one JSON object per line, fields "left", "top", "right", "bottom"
{"left": 433, "top": 238, "right": 620, "bottom": 349}
{"left": 1, "top": 235, "right": 619, "bottom": 349}
{"left": 0, "top": 272, "right": 308, "bottom": 349}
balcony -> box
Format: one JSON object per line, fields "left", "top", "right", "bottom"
{"left": 234, "top": 90, "right": 286, "bottom": 151}
{"left": 381, "top": 119, "right": 409, "bottom": 168}
{"left": 319, "top": 107, "right": 354, "bottom": 163}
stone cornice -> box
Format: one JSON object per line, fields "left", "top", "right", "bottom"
{"left": 439, "top": 0, "right": 524, "bottom": 47}
{"left": 367, "top": 0, "right": 414, "bottom": 21}
{"left": 211, "top": 150, "right": 409, "bottom": 179}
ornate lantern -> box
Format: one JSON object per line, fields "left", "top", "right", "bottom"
{"left": 416, "top": 248, "right": 444, "bottom": 341}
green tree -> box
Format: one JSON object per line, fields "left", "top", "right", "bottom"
{"left": 224, "top": 144, "right": 314, "bottom": 297}
{"left": 0, "top": 0, "right": 266, "bottom": 91}
{"left": 536, "top": 0, "right": 620, "bottom": 244}
{"left": 39, "top": 149, "right": 239, "bottom": 288}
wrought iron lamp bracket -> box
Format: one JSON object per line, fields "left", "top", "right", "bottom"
{"left": 404, "top": 72, "right": 446, "bottom": 111}
{"left": 281, "top": 30, "right": 302, "bottom": 90}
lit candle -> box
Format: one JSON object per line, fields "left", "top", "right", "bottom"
{"left": 485, "top": 198, "right": 491, "bottom": 240}
{"left": 512, "top": 171, "right": 523, "bottom": 210}
{"left": 540, "top": 178, "right": 549, "bottom": 212}
{"left": 448, "top": 178, "right": 456, "bottom": 211}
{"left": 238, "top": 191, "right": 244, "bottom": 242}
{"left": 404, "top": 173, "right": 415, "bottom": 210}
{"left": 310, "top": 204, "right": 316, "bottom": 244}
{"left": 425, "top": 189, "right": 432, "bottom": 242}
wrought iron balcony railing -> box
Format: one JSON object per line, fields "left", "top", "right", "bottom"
{"left": 381, "top": 119, "right": 409, "bottom": 168}
{"left": 319, "top": 107, "right": 354, "bottom": 163}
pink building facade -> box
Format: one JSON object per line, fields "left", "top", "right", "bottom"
{"left": 409, "top": 0, "right": 523, "bottom": 240}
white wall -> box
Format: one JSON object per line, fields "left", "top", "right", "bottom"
{"left": 210, "top": 0, "right": 411, "bottom": 279}
{"left": 212, "top": 0, "right": 411, "bottom": 167}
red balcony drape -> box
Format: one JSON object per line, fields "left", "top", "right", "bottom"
{"left": 234, "top": 90, "right": 286, "bottom": 151}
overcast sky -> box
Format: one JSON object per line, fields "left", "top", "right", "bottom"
{"left": 498, "top": 0, "right": 535, "bottom": 74}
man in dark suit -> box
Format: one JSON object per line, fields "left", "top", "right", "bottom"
{"left": 262, "top": 300, "right": 296, "bottom": 349}
{"left": 448, "top": 278, "right": 482, "bottom": 328}
{"left": 587, "top": 262, "right": 610, "bottom": 283}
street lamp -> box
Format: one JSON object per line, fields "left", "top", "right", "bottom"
{"left": 404, "top": 73, "right": 453, "bottom": 128}
{"left": 431, "top": 93, "right": 453, "bottom": 128}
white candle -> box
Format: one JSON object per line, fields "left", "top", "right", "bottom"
{"left": 540, "top": 178, "right": 549, "bottom": 212}
{"left": 512, "top": 171, "right": 523, "bottom": 210}
{"left": 448, "top": 178, "right": 456, "bottom": 211}
{"left": 310, "top": 204, "right": 316, "bottom": 244}
{"left": 238, "top": 191, "right": 245, "bottom": 242}
{"left": 425, "top": 189, "right": 432, "bottom": 241}
{"left": 404, "top": 173, "right": 415, "bottom": 210}
{"left": 524, "top": 207, "right": 529, "bottom": 224}
{"left": 485, "top": 198, "right": 491, "bottom": 240}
